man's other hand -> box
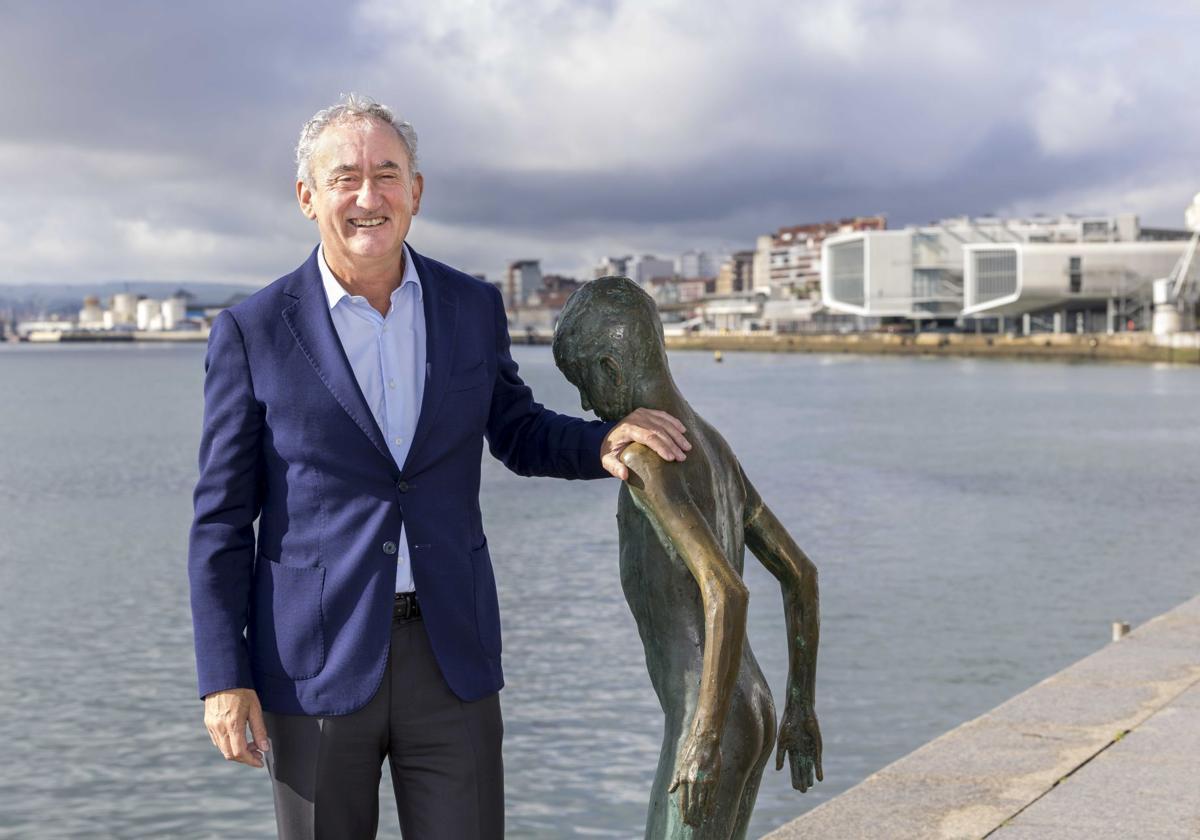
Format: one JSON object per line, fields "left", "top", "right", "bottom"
{"left": 204, "top": 687, "right": 269, "bottom": 768}
{"left": 601, "top": 408, "right": 691, "bottom": 480}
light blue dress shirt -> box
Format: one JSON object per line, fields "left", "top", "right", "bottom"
{"left": 318, "top": 243, "right": 425, "bottom": 593}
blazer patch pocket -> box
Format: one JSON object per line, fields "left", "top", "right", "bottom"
{"left": 250, "top": 558, "right": 326, "bottom": 680}
{"left": 447, "top": 360, "right": 489, "bottom": 392}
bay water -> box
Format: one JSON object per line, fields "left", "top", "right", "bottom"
{"left": 1, "top": 343, "right": 1198, "bottom": 838}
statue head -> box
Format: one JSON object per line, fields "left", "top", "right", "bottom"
{"left": 553, "top": 276, "right": 669, "bottom": 421}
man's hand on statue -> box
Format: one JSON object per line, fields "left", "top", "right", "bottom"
{"left": 204, "top": 687, "right": 270, "bottom": 768}
{"left": 669, "top": 729, "right": 721, "bottom": 826}
{"left": 600, "top": 408, "right": 691, "bottom": 480}
{"left": 776, "top": 704, "right": 823, "bottom": 792}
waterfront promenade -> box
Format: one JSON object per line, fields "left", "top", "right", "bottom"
{"left": 664, "top": 331, "right": 1200, "bottom": 365}
{"left": 766, "top": 593, "right": 1200, "bottom": 839}
{"left": 508, "top": 329, "right": 1200, "bottom": 364}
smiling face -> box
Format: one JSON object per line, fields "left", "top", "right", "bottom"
{"left": 296, "top": 117, "right": 423, "bottom": 277}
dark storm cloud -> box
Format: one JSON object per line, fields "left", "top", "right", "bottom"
{"left": 0, "top": 1, "right": 362, "bottom": 158}
{"left": 426, "top": 123, "right": 1142, "bottom": 235}
{"left": 1, "top": 1, "right": 1198, "bottom": 284}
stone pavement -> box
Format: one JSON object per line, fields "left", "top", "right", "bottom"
{"left": 764, "top": 594, "right": 1200, "bottom": 840}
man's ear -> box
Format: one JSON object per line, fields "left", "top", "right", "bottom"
{"left": 297, "top": 180, "right": 317, "bottom": 220}
{"left": 411, "top": 172, "right": 424, "bottom": 216}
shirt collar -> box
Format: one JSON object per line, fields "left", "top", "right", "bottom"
{"left": 318, "top": 243, "right": 422, "bottom": 311}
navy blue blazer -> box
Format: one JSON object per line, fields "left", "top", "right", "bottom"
{"left": 188, "top": 246, "right": 613, "bottom": 715}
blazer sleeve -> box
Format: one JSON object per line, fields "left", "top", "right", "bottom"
{"left": 483, "top": 284, "right": 615, "bottom": 479}
{"left": 188, "top": 310, "right": 263, "bottom": 699}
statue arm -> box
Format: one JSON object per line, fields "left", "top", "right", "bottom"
{"left": 621, "top": 443, "right": 748, "bottom": 824}
{"left": 742, "top": 472, "right": 823, "bottom": 792}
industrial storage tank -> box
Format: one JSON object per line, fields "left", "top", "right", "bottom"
{"left": 161, "top": 297, "right": 188, "bottom": 330}
{"left": 136, "top": 298, "right": 163, "bottom": 331}
{"left": 111, "top": 292, "right": 138, "bottom": 326}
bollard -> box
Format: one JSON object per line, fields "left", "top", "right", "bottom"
{"left": 1112, "top": 621, "right": 1131, "bottom": 641}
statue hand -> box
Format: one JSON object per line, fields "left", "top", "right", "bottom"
{"left": 669, "top": 730, "right": 721, "bottom": 826}
{"left": 776, "top": 704, "right": 823, "bottom": 792}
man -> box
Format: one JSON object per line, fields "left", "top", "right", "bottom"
{"left": 188, "top": 94, "right": 689, "bottom": 840}
{"left": 553, "top": 277, "right": 822, "bottom": 838}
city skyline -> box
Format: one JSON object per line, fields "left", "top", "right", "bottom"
{"left": 2, "top": 1, "right": 1197, "bottom": 287}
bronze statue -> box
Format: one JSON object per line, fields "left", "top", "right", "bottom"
{"left": 553, "top": 277, "right": 822, "bottom": 839}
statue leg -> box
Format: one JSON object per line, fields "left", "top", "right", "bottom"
{"left": 645, "top": 682, "right": 775, "bottom": 840}
{"left": 645, "top": 715, "right": 683, "bottom": 840}
{"left": 728, "top": 684, "right": 776, "bottom": 840}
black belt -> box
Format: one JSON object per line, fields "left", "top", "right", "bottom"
{"left": 394, "top": 591, "right": 421, "bottom": 620}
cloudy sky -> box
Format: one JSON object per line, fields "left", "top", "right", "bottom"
{"left": 3, "top": 0, "right": 1197, "bottom": 287}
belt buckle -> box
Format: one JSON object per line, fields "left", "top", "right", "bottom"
{"left": 394, "top": 592, "right": 419, "bottom": 621}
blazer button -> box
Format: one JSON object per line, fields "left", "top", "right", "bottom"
{"left": 382, "top": 541, "right": 398, "bottom": 555}
{"left": 396, "top": 480, "right": 409, "bottom": 493}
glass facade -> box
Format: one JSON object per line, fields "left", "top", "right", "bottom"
{"left": 973, "top": 249, "right": 1018, "bottom": 304}
{"left": 829, "top": 239, "right": 865, "bottom": 306}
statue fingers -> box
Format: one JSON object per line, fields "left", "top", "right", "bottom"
{"left": 789, "top": 751, "right": 810, "bottom": 792}
{"left": 697, "top": 778, "right": 716, "bottom": 821}
{"left": 685, "top": 781, "right": 706, "bottom": 827}
{"left": 673, "top": 779, "right": 694, "bottom": 824}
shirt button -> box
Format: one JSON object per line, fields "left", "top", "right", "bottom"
{"left": 393, "top": 436, "right": 403, "bottom": 446}
{"left": 396, "top": 480, "right": 409, "bottom": 493}
{"left": 382, "top": 541, "right": 398, "bottom": 555}
{"left": 388, "top": 379, "right": 396, "bottom": 389}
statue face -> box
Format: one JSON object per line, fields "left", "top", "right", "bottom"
{"left": 562, "top": 353, "right": 627, "bottom": 422}
{"left": 555, "top": 301, "right": 644, "bottom": 422}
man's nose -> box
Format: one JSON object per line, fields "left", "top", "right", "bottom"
{"left": 356, "top": 179, "right": 383, "bottom": 209}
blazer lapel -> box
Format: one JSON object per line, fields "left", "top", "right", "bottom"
{"left": 402, "top": 247, "right": 458, "bottom": 475}
{"left": 281, "top": 249, "right": 396, "bottom": 469}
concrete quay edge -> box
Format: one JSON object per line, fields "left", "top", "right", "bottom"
{"left": 763, "top": 593, "right": 1200, "bottom": 840}
{"left": 659, "top": 332, "right": 1200, "bottom": 364}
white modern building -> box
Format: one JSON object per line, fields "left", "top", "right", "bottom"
{"left": 821, "top": 214, "right": 1190, "bottom": 323}
{"left": 756, "top": 216, "right": 887, "bottom": 299}
{"left": 962, "top": 242, "right": 1187, "bottom": 321}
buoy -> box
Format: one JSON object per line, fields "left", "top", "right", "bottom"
{"left": 713, "top": 351, "right": 723, "bottom": 363}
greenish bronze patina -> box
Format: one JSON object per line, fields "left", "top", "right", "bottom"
{"left": 554, "top": 277, "right": 822, "bottom": 839}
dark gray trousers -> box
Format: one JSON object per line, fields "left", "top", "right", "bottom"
{"left": 262, "top": 613, "right": 504, "bottom": 840}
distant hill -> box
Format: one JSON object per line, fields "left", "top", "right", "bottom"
{"left": 0, "top": 281, "right": 261, "bottom": 315}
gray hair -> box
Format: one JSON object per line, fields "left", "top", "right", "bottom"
{"left": 295, "top": 93, "right": 419, "bottom": 187}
